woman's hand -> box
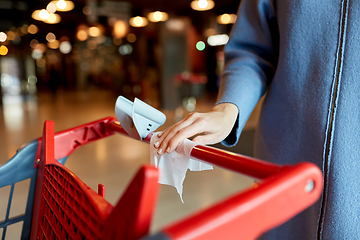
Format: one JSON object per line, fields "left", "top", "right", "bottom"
{"left": 154, "top": 103, "right": 238, "bottom": 155}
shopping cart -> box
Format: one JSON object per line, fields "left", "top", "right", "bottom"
{"left": 0, "top": 116, "right": 323, "bottom": 240}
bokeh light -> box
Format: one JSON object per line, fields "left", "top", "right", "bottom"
{"left": 190, "top": 0, "right": 215, "bottom": 11}
{"left": 53, "top": 0, "right": 75, "bottom": 12}
{"left": 20, "top": 25, "right": 28, "bottom": 34}
{"left": 57, "top": 0, "right": 66, "bottom": 9}
{"left": 207, "top": 34, "right": 229, "bottom": 46}
{"left": 6, "top": 31, "right": 15, "bottom": 40}
{"left": 77, "top": 30, "right": 88, "bottom": 41}
{"left": 47, "top": 13, "right": 57, "bottom": 23}
{"left": 198, "top": 0, "right": 208, "bottom": 8}
{"left": 46, "top": 32, "right": 56, "bottom": 42}
{"left": 32, "top": 49, "right": 43, "bottom": 59}
{"left": 0, "top": 46, "right": 8, "bottom": 55}
{"left": 113, "top": 20, "right": 128, "bottom": 38}
{"left": 27, "top": 75, "right": 38, "bottom": 85}
{"left": 12, "top": 34, "right": 21, "bottom": 44}
{"left": 113, "top": 38, "right": 122, "bottom": 45}
{"left": 217, "top": 13, "right": 237, "bottom": 24}
{"left": 119, "top": 44, "right": 133, "bottom": 55}
{"left": 196, "top": 41, "right": 205, "bottom": 51}
{"left": 39, "top": 9, "right": 49, "bottom": 19}
{"left": 83, "top": 6, "right": 92, "bottom": 15}
{"left": 221, "top": 14, "right": 230, "bottom": 24}
{"left": 32, "top": 10, "right": 43, "bottom": 21}
{"left": 0, "top": 32, "right": 7, "bottom": 42}
{"left": 127, "top": 33, "right": 136, "bottom": 43}
{"left": 43, "top": 13, "right": 61, "bottom": 24}
{"left": 36, "top": 58, "right": 46, "bottom": 68}
{"left": 129, "top": 16, "right": 148, "bottom": 27}
{"left": 89, "top": 26, "right": 100, "bottom": 37}
{"left": 35, "top": 43, "right": 47, "bottom": 53}
{"left": 48, "top": 40, "right": 60, "bottom": 49}
{"left": 28, "top": 24, "right": 38, "bottom": 34}
{"left": 46, "top": 2, "right": 57, "bottom": 13}
{"left": 147, "top": 11, "right": 169, "bottom": 22}
{"left": 30, "top": 39, "right": 39, "bottom": 49}
{"left": 59, "top": 41, "right": 72, "bottom": 54}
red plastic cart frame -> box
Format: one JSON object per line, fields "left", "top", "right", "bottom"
{"left": 30, "top": 117, "right": 323, "bottom": 240}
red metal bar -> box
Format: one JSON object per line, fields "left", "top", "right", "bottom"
{"left": 30, "top": 120, "right": 56, "bottom": 240}
{"left": 191, "top": 145, "right": 283, "bottom": 180}
{"left": 35, "top": 117, "right": 118, "bottom": 166}
{"left": 161, "top": 162, "right": 322, "bottom": 240}
{"left": 106, "top": 118, "right": 129, "bottom": 136}
{"left": 107, "top": 119, "right": 283, "bottom": 180}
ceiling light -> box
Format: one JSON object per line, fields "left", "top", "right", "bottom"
{"left": 31, "top": 10, "right": 43, "bottom": 21}
{"left": 39, "top": 9, "right": 49, "bottom": 19}
{"left": 32, "top": 10, "right": 61, "bottom": 24}
{"left": 57, "top": 0, "right": 66, "bottom": 9}
{"left": 42, "top": 13, "right": 61, "bottom": 24}
{"left": 50, "top": 0, "right": 75, "bottom": 12}
{"left": 129, "top": 16, "right": 148, "bottom": 27}
{"left": 113, "top": 20, "right": 128, "bottom": 38}
{"left": 147, "top": 11, "right": 169, "bottom": 22}
{"left": 190, "top": 0, "right": 214, "bottom": 11}
{"left": 217, "top": 14, "right": 237, "bottom": 24}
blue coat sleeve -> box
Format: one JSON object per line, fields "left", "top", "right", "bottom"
{"left": 217, "top": 0, "right": 279, "bottom": 147}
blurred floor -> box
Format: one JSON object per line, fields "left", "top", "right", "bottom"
{"left": 0, "top": 88, "right": 259, "bottom": 237}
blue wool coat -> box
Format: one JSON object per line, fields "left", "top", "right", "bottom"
{"left": 217, "top": 0, "right": 360, "bottom": 239}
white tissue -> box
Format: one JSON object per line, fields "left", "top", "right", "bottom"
{"left": 150, "top": 133, "right": 213, "bottom": 203}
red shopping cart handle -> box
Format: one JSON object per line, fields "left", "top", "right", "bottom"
{"left": 107, "top": 118, "right": 323, "bottom": 240}
{"left": 30, "top": 117, "right": 322, "bottom": 240}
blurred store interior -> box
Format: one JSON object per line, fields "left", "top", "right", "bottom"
{"left": 0, "top": 0, "right": 263, "bottom": 238}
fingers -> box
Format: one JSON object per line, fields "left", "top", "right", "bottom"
{"left": 161, "top": 119, "right": 206, "bottom": 153}
{"left": 155, "top": 112, "right": 206, "bottom": 155}
{"left": 154, "top": 104, "right": 238, "bottom": 155}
